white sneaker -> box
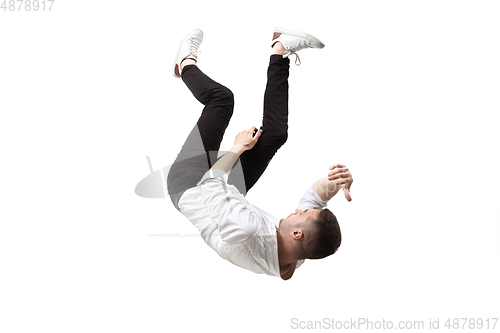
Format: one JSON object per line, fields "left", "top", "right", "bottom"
{"left": 271, "top": 28, "right": 325, "bottom": 65}
{"left": 172, "top": 29, "right": 203, "bottom": 78}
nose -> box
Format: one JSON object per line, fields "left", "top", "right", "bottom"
{"left": 295, "top": 209, "right": 304, "bottom": 215}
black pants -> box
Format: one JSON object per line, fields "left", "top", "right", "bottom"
{"left": 167, "top": 55, "right": 290, "bottom": 210}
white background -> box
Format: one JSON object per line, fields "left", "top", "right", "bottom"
{"left": 1, "top": 0, "right": 499, "bottom": 332}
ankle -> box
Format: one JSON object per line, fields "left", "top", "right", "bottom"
{"left": 272, "top": 41, "right": 286, "bottom": 56}
{"left": 181, "top": 58, "right": 197, "bottom": 70}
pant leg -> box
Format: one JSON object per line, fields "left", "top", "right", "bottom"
{"left": 182, "top": 65, "right": 234, "bottom": 152}
{"left": 167, "top": 65, "right": 235, "bottom": 210}
{"left": 239, "top": 55, "right": 290, "bottom": 192}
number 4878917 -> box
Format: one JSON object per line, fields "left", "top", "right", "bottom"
{"left": 1, "top": 0, "right": 55, "bottom": 11}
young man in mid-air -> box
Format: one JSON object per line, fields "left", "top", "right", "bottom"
{"left": 167, "top": 28, "right": 353, "bottom": 280}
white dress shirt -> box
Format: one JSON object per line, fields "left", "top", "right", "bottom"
{"left": 178, "top": 168, "right": 329, "bottom": 279}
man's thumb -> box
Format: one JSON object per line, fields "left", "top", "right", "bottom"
{"left": 342, "top": 185, "right": 352, "bottom": 202}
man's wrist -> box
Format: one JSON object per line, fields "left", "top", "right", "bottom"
{"left": 314, "top": 177, "right": 340, "bottom": 201}
{"left": 230, "top": 144, "right": 246, "bottom": 155}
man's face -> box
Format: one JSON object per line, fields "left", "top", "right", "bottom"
{"left": 280, "top": 209, "right": 321, "bottom": 228}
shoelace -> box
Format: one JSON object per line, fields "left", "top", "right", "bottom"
{"left": 284, "top": 41, "right": 314, "bottom": 66}
{"left": 189, "top": 38, "right": 200, "bottom": 57}
{"left": 284, "top": 50, "right": 301, "bottom": 66}
{"left": 288, "top": 51, "right": 301, "bottom": 66}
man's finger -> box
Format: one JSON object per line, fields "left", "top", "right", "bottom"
{"left": 328, "top": 167, "right": 348, "bottom": 176}
{"left": 253, "top": 129, "right": 263, "bottom": 141}
{"left": 329, "top": 174, "right": 350, "bottom": 182}
{"left": 334, "top": 178, "right": 349, "bottom": 185}
{"left": 329, "top": 163, "right": 345, "bottom": 170}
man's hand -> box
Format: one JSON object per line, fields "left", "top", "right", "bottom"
{"left": 313, "top": 163, "right": 353, "bottom": 201}
{"left": 209, "top": 126, "right": 263, "bottom": 177}
{"left": 328, "top": 164, "right": 354, "bottom": 201}
{"left": 234, "top": 126, "right": 263, "bottom": 152}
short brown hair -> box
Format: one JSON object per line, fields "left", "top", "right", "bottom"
{"left": 303, "top": 208, "right": 341, "bottom": 259}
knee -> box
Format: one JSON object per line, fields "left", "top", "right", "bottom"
{"left": 278, "top": 130, "right": 288, "bottom": 146}
{"left": 267, "top": 129, "right": 288, "bottom": 148}
{"left": 222, "top": 87, "right": 234, "bottom": 107}
{"left": 212, "top": 86, "right": 234, "bottom": 106}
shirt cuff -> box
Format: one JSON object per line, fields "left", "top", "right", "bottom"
{"left": 197, "top": 168, "right": 229, "bottom": 186}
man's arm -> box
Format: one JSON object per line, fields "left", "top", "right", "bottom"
{"left": 210, "top": 127, "right": 263, "bottom": 176}
{"left": 210, "top": 146, "right": 244, "bottom": 176}
{"left": 313, "top": 164, "right": 353, "bottom": 201}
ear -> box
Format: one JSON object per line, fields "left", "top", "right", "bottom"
{"left": 291, "top": 229, "right": 303, "bottom": 240}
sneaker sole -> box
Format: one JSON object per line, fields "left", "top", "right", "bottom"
{"left": 273, "top": 27, "right": 325, "bottom": 49}
{"left": 172, "top": 29, "right": 203, "bottom": 78}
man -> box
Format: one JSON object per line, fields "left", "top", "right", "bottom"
{"left": 167, "top": 28, "right": 353, "bottom": 280}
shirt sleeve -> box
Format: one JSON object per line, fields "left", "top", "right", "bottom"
{"left": 197, "top": 169, "right": 263, "bottom": 244}
{"left": 297, "top": 183, "right": 330, "bottom": 210}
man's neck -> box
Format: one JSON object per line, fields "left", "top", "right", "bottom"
{"left": 276, "top": 230, "right": 300, "bottom": 279}
{"left": 276, "top": 229, "right": 296, "bottom": 268}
